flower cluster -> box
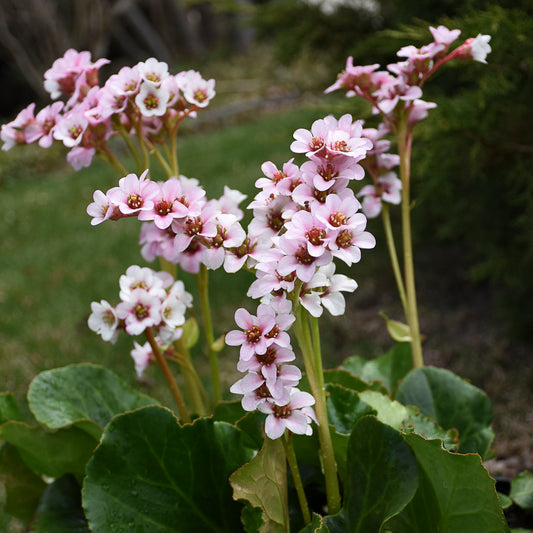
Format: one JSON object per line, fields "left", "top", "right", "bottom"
{"left": 87, "top": 172, "right": 248, "bottom": 274}
{"left": 247, "top": 113, "right": 374, "bottom": 317}
{"left": 1, "top": 50, "right": 215, "bottom": 170}
{"left": 325, "top": 25, "right": 491, "bottom": 125}
{"left": 226, "top": 298, "right": 317, "bottom": 439}
{"left": 226, "top": 113, "right": 377, "bottom": 439}
{"left": 88, "top": 265, "right": 192, "bottom": 376}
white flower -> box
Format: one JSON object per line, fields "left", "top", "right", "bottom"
{"left": 470, "top": 34, "right": 491, "bottom": 64}
{"left": 88, "top": 300, "right": 119, "bottom": 343}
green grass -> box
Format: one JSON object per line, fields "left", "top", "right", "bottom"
{"left": 0, "top": 95, "right": 372, "bottom": 408}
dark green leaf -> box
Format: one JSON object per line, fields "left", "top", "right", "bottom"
{"left": 323, "top": 370, "right": 387, "bottom": 394}
{"left": 0, "top": 422, "right": 96, "bottom": 479}
{"left": 343, "top": 416, "right": 418, "bottom": 532}
{"left": 28, "top": 364, "right": 158, "bottom": 439}
{"left": 510, "top": 471, "right": 533, "bottom": 512}
{"left": 82, "top": 405, "right": 255, "bottom": 533}
{"left": 241, "top": 502, "right": 264, "bottom": 533}
{"left": 325, "top": 384, "right": 376, "bottom": 436}
{"left": 0, "top": 444, "right": 46, "bottom": 522}
{"left": 213, "top": 400, "right": 265, "bottom": 449}
{"left": 30, "top": 474, "right": 89, "bottom": 533}
{"left": 231, "top": 437, "right": 289, "bottom": 533}
{"left": 395, "top": 367, "right": 494, "bottom": 456}
{"left": 388, "top": 434, "right": 506, "bottom": 533}
{"left": 340, "top": 343, "right": 413, "bottom": 395}
{"left": 0, "top": 394, "right": 23, "bottom": 424}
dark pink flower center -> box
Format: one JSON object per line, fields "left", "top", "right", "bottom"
{"left": 256, "top": 346, "right": 277, "bottom": 366}
{"left": 127, "top": 193, "right": 144, "bottom": 209}
{"left": 135, "top": 304, "right": 149, "bottom": 320}
{"left": 306, "top": 227, "right": 325, "bottom": 246}
{"left": 296, "top": 246, "right": 314, "bottom": 265}
{"left": 310, "top": 137, "right": 324, "bottom": 152}
{"left": 329, "top": 212, "right": 348, "bottom": 227}
{"left": 336, "top": 229, "right": 353, "bottom": 248}
{"left": 185, "top": 217, "right": 203, "bottom": 236}
{"left": 273, "top": 404, "right": 292, "bottom": 419}
{"left": 245, "top": 325, "right": 262, "bottom": 344}
{"left": 155, "top": 199, "right": 173, "bottom": 216}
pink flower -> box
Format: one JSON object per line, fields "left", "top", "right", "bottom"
{"left": 115, "top": 288, "right": 162, "bottom": 336}
{"left": 178, "top": 70, "right": 216, "bottom": 108}
{"left": 137, "top": 58, "right": 169, "bottom": 87}
{"left": 429, "top": 25, "right": 461, "bottom": 47}
{"left": 225, "top": 307, "right": 276, "bottom": 361}
{"left": 130, "top": 341, "right": 155, "bottom": 378}
{"left": 107, "top": 169, "right": 160, "bottom": 215}
{"left": 135, "top": 82, "right": 170, "bottom": 117}
{"left": 25, "top": 102, "right": 64, "bottom": 147}
{"left": 53, "top": 110, "right": 88, "bottom": 148}
{"left": 0, "top": 103, "right": 36, "bottom": 150}
{"left": 88, "top": 300, "right": 119, "bottom": 343}
{"left": 259, "top": 389, "right": 317, "bottom": 439}
{"left": 137, "top": 177, "right": 189, "bottom": 229}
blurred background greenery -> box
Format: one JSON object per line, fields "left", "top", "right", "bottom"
{"left": 0, "top": 2, "right": 532, "bottom": 489}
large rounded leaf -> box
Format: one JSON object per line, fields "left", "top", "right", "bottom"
{"left": 343, "top": 415, "right": 418, "bottom": 532}
{"left": 388, "top": 434, "right": 506, "bottom": 533}
{"left": 395, "top": 366, "right": 494, "bottom": 456}
{"left": 28, "top": 364, "right": 158, "bottom": 438}
{"left": 82, "top": 405, "right": 255, "bottom": 533}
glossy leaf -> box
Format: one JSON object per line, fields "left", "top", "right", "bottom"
{"left": 510, "top": 471, "right": 533, "bottom": 512}
{"left": 231, "top": 437, "right": 289, "bottom": 533}
{"left": 0, "top": 443, "right": 46, "bottom": 522}
{"left": 343, "top": 416, "right": 418, "bottom": 532}
{"left": 28, "top": 363, "right": 158, "bottom": 439}
{"left": 358, "top": 390, "right": 458, "bottom": 450}
{"left": 340, "top": 343, "right": 413, "bottom": 395}
{"left": 30, "top": 474, "right": 90, "bottom": 533}
{"left": 82, "top": 405, "right": 255, "bottom": 533}
{"left": 0, "top": 422, "right": 96, "bottom": 479}
{"left": 395, "top": 367, "right": 494, "bottom": 456}
{"left": 388, "top": 434, "right": 506, "bottom": 533}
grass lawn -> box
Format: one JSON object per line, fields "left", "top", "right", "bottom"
{"left": 0, "top": 95, "right": 375, "bottom": 409}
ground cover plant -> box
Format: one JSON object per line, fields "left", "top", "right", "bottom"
{"left": 0, "top": 22, "right": 532, "bottom": 533}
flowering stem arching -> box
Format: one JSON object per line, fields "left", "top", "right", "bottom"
{"left": 282, "top": 432, "right": 311, "bottom": 525}
{"left": 196, "top": 264, "right": 221, "bottom": 405}
{"left": 99, "top": 146, "right": 128, "bottom": 175}
{"left": 397, "top": 120, "right": 424, "bottom": 368}
{"left": 381, "top": 202, "right": 408, "bottom": 318}
{"left": 145, "top": 327, "right": 191, "bottom": 423}
{"left": 292, "top": 299, "right": 341, "bottom": 515}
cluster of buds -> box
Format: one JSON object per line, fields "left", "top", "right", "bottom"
{"left": 88, "top": 265, "right": 192, "bottom": 376}
{"left": 325, "top": 25, "right": 491, "bottom": 125}
{"left": 87, "top": 171, "right": 248, "bottom": 274}
{"left": 1, "top": 50, "right": 215, "bottom": 170}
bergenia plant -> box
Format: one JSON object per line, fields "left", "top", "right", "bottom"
{"left": 1, "top": 26, "right": 522, "bottom": 533}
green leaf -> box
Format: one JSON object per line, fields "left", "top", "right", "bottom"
{"left": 323, "top": 370, "right": 387, "bottom": 394}
{"left": 510, "top": 471, "right": 533, "bottom": 512}
{"left": 299, "top": 513, "right": 330, "bottom": 532}
{"left": 358, "top": 390, "right": 458, "bottom": 450}
{"left": 0, "top": 394, "right": 23, "bottom": 424}
{"left": 0, "top": 443, "right": 46, "bottom": 522}
{"left": 231, "top": 437, "right": 289, "bottom": 533}
{"left": 28, "top": 363, "right": 158, "bottom": 439}
{"left": 388, "top": 434, "right": 506, "bottom": 533}
{"left": 395, "top": 366, "right": 494, "bottom": 456}
{"left": 0, "top": 422, "right": 97, "bottom": 479}
{"left": 213, "top": 400, "right": 265, "bottom": 450}
{"left": 182, "top": 317, "right": 199, "bottom": 348}
{"left": 30, "top": 474, "right": 90, "bottom": 533}
{"left": 325, "top": 384, "right": 376, "bottom": 436}
{"left": 82, "top": 405, "right": 255, "bottom": 533}
{"left": 241, "top": 502, "right": 264, "bottom": 532}
{"left": 340, "top": 343, "right": 413, "bottom": 395}
{"left": 379, "top": 312, "right": 412, "bottom": 343}
{"left": 343, "top": 416, "right": 418, "bottom": 532}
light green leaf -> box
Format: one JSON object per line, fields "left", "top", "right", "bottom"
{"left": 82, "top": 405, "right": 255, "bottom": 533}
{"left": 510, "top": 471, "right": 533, "bottom": 512}
{"left": 231, "top": 437, "right": 289, "bottom": 533}
{"left": 28, "top": 363, "right": 158, "bottom": 439}
{"left": 380, "top": 312, "right": 412, "bottom": 342}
